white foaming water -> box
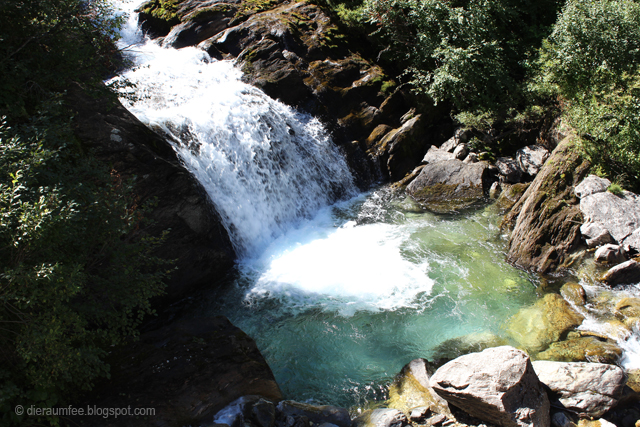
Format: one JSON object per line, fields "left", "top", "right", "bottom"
{"left": 110, "top": 7, "right": 357, "bottom": 258}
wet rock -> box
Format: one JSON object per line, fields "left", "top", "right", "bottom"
{"left": 72, "top": 317, "right": 282, "bottom": 427}
{"left": 602, "top": 259, "right": 640, "bottom": 286}
{"left": 615, "top": 297, "right": 640, "bottom": 320}
{"left": 387, "top": 359, "right": 452, "bottom": 416}
{"left": 532, "top": 361, "right": 625, "bottom": 418}
{"left": 581, "top": 222, "right": 615, "bottom": 248}
{"left": 213, "top": 395, "right": 276, "bottom": 427}
{"left": 551, "top": 412, "right": 575, "bottom": 427}
{"left": 560, "top": 283, "right": 587, "bottom": 307}
{"left": 490, "top": 181, "right": 502, "bottom": 199}
{"left": 432, "top": 331, "right": 508, "bottom": 361}
{"left": 506, "top": 293, "right": 584, "bottom": 354}
{"left": 352, "top": 409, "right": 408, "bottom": 427}
{"left": 406, "top": 159, "right": 493, "bottom": 212}
{"left": 503, "top": 137, "right": 591, "bottom": 273}
{"left": 277, "top": 401, "right": 350, "bottom": 427}
{"left": 496, "top": 157, "right": 523, "bottom": 184}
{"left": 453, "top": 143, "right": 469, "bottom": 160}
{"left": 574, "top": 175, "right": 611, "bottom": 199}
{"left": 595, "top": 244, "right": 626, "bottom": 264}
{"left": 535, "top": 336, "right": 622, "bottom": 364}
{"left": 430, "top": 346, "right": 550, "bottom": 427}
{"left": 580, "top": 191, "right": 640, "bottom": 251}
{"left": 516, "top": 145, "right": 550, "bottom": 176}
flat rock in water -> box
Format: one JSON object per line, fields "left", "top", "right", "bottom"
{"left": 532, "top": 361, "right": 625, "bottom": 418}
{"left": 574, "top": 175, "right": 611, "bottom": 199}
{"left": 580, "top": 191, "right": 640, "bottom": 251}
{"left": 516, "top": 145, "right": 550, "bottom": 176}
{"left": 406, "top": 159, "right": 491, "bottom": 212}
{"left": 602, "top": 259, "right": 640, "bottom": 286}
{"left": 352, "top": 409, "right": 408, "bottom": 427}
{"left": 430, "top": 346, "right": 550, "bottom": 427}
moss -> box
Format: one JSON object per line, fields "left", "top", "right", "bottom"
{"left": 139, "top": 0, "right": 182, "bottom": 25}
{"left": 607, "top": 182, "right": 624, "bottom": 195}
{"left": 234, "top": 0, "right": 281, "bottom": 20}
{"left": 187, "top": 4, "right": 235, "bottom": 21}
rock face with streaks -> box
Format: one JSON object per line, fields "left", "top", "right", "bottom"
{"left": 532, "top": 361, "right": 625, "bottom": 418}
{"left": 430, "top": 346, "right": 550, "bottom": 427}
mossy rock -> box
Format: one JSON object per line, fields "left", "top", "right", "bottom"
{"left": 386, "top": 359, "right": 451, "bottom": 417}
{"left": 496, "top": 182, "right": 530, "bottom": 212}
{"left": 505, "top": 293, "right": 584, "bottom": 354}
{"left": 432, "top": 331, "right": 508, "bottom": 361}
{"left": 560, "top": 282, "right": 587, "bottom": 307}
{"left": 535, "top": 336, "right": 622, "bottom": 364}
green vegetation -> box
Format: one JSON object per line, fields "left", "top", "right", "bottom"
{"left": 0, "top": 1, "right": 168, "bottom": 425}
{"left": 608, "top": 183, "right": 624, "bottom": 196}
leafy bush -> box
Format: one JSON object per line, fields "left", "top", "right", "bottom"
{"left": 538, "top": 0, "right": 640, "bottom": 188}
{"left": 0, "top": 1, "right": 169, "bottom": 425}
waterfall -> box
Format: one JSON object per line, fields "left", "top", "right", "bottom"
{"left": 110, "top": 2, "right": 358, "bottom": 258}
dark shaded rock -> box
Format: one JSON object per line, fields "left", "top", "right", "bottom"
{"left": 384, "top": 115, "right": 427, "bottom": 181}
{"left": 503, "top": 137, "right": 590, "bottom": 273}
{"left": 406, "top": 159, "right": 493, "bottom": 212}
{"left": 532, "top": 361, "right": 625, "bottom": 418}
{"left": 496, "top": 157, "right": 522, "bottom": 184}
{"left": 595, "top": 244, "right": 627, "bottom": 264}
{"left": 516, "top": 145, "right": 550, "bottom": 176}
{"left": 67, "top": 83, "right": 235, "bottom": 305}
{"left": 164, "top": 4, "right": 237, "bottom": 49}
{"left": 213, "top": 395, "right": 277, "bottom": 427}
{"left": 73, "top": 317, "right": 282, "bottom": 427}
{"left": 603, "top": 259, "right": 640, "bottom": 286}
{"left": 574, "top": 175, "right": 611, "bottom": 199}
{"left": 276, "top": 401, "right": 350, "bottom": 427}
{"left": 490, "top": 181, "right": 502, "bottom": 199}
{"left": 430, "top": 346, "right": 550, "bottom": 427}
{"left": 352, "top": 409, "right": 408, "bottom": 427}
{"left": 422, "top": 145, "right": 456, "bottom": 164}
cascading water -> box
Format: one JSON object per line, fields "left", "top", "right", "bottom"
{"left": 111, "top": 0, "right": 640, "bottom": 410}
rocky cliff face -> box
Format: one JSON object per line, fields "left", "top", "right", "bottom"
{"left": 138, "top": 0, "right": 452, "bottom": 185}
{"left": 68, "top": 83, "right": 235, "bottom": 304}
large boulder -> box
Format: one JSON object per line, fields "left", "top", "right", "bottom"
{"left": 602, "top": 259, "right": 640, "bottom": 286}
{"left": 532, "top": 361, "right": 625, "bottom": 418}
{"left": 72, "top": 316, "right": 282, "bottom": 427}
{"left": 505, "top": 293, "right": 584, "bottom": 354}
{"left": 387, "top": 359, "right": 452, "bottom": 417}
{"left": 579, "top": 190, "right": 640, "bottom": 252}
{"left": 503, "top": 137, "right": 591, "bottom": 273}
{"left": 430, "top": 346, "right": 550, "bottom": 427}
{"left": 574, "top": 175, "right": 611, "bottom": 199}
{"left": 535, "top": 336, "right": 622, "bottom": 364}
{"left": 406, "top": 159, "right": 494, "bottom": 212}
{"left": 594, "top": 244, "right": 626, "bottom": 264}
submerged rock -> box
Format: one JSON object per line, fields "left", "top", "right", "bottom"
{"left": 535, "top": 336, "right": 622, "bottom": 364}
{"left": 406, "top": 159, "right": 494, "bottom": 212}
{"left": 506, "top": 293, "right": 584, "bottom": 354}
{"left": 430, "top": 346, "right": 550, "bottom": 427}
{"left": 503, "top": 137, "right": 590, "bottom": 273}
{"left": 532, "top": 361, "right": 625, "bottom": 418}
{"left": 432, "top": 331, "right": 508, "bottom": 361}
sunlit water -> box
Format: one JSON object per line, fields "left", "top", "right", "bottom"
{"left": 110, "top": 0, "right": 640, "bottom": 410}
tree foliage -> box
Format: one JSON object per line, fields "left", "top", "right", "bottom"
{"left": 0, "top": 1, "right": 168, "bottom": 425}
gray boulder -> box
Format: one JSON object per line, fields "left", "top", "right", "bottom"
{"left": 453, "top": 143, "right": 469, "bottom": 160}
{"left": 579, "top": 191, "right": 640, "bottom": 251}
{"left": 532, "top": 361, "right": 625, "bottom": 418}
{"left": 464, "top": 152, "right": 479, "bottom": 163}
{"left": 440, "top": 137, "right": 459, "bottom": 153}
{"left": 276, "top": 401, "right": 350, "bottom": 427}
{"left": 580, "top": 222, "right": 615, "bottom": 248}
{"left": 574, "top": 175, "right": 611, "bottom": 199}
{"left": 602, "top": 259, "right": 640, "bottom": 286}
{"left": 594, "top": 244, "right": 626, "bottom": 264}
{"left": 352, "top": 409, "right": 408, "bottom": 427}
{"left": 496, "top": 157, "right": 522, "bottom": 184}
{"left": 430, "top": 346, "right": 550, "bottom": 427}
{"left": 422, "top": 145, "right": 456, "bottom": 164}
{"left": 407, "top": 159, "right": 493, "bottom": 212}
{"left": 516, "top": 145, "right": 550, "bottom": 176}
